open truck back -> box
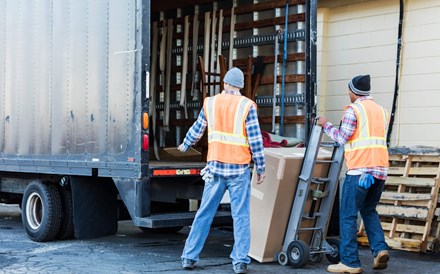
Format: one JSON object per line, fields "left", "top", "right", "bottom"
{"left": 0, "top": 0, "right": 316, "bottom": 241}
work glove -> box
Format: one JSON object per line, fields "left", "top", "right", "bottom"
{"left": 200, "top": 166, "right": 214, "bottom": 184}
{"left": 358, "top": 173, "right": 375, "bottom": 189}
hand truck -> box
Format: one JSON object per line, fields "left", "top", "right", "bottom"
{"left": 277, "top": 123, "right": 344, "bottom": 267}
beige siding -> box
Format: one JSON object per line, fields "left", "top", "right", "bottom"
{"left": 318, "top": 0, "right": 440, "bottom": 147}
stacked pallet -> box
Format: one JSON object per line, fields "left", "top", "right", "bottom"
{"left": 358, "top": 149, "right": 440, "bottom": 252}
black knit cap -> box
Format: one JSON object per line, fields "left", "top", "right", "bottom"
{"left": 348, "top": 75, "right": 371, "bottom": 96}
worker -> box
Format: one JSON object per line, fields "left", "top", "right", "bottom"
{"left": 178, "top": 67, "right": 266, "bottom": 274}
{"left": 317, "top": 75, "right": 390, "bottom": 273}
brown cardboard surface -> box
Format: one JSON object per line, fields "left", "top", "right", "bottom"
{"left": 249, "top": 147, "right": 331, "bottom": 262}
{"left": 163, "top": 147, "right": 201, "bottom": 157}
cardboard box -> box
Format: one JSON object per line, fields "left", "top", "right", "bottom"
{"left": 249, "top": 147, "right": 331, "bottom": 262}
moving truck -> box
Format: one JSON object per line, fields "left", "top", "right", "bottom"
{"left": 0, "top": 0, "right": 316, "bottom": 241}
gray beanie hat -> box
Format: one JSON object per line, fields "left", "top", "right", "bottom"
{"left": 349, "top": 74, "right": 371, "bottom": 96}
{"left": 224, "top": 67, "right": 244, "bottom": 88}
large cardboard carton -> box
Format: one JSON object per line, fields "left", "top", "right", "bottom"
{"left": 249, "top": 147, "right": 331, "bottom": 262}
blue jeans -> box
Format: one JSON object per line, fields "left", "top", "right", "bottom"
{"left": 181, "top": 169, "right": 251, "bottom": 265}
{"left": 340, "top": 174, "right": 388, "bottom": 267}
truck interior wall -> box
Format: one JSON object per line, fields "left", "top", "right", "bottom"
{"left": 149, "top": 0, "right": 310, "bottom": 163}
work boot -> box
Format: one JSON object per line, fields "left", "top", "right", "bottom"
{"left": 182, "top": 258, "right": 196, "bottom": 270}
{"left": 327, "top": 262, "right": 363, "bottom": 273}
{"left": 373, "top": 250, "right": 389, "bottom": 270}
{"left": 233, "top": 262, "right": 247, "bottom": 274}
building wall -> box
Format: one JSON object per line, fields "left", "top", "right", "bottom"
{"left": 317, "top": 0, "right": 440, "bottom": 147}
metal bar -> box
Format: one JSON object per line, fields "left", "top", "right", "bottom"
{"left": 305, "top": 0, "right": 317, "bottom": 145}
{"left": 172, "top": 30, "right": 305, "bottom": 54}
{"left": 155, "top": 94, "right": 305, "bottom": 110}
{"left": 255, "top": 95, "right": 304, "bottom": 106}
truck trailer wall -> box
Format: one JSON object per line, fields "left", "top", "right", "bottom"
{"left": 0, "top": 0, "right": 144, "bottom": 178}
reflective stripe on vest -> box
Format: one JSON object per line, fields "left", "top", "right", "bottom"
{"left": 205, "top": 96, "right": 252, "bottom": 147}
{"left": 344, "top": 102, "right": 388, "bottom": 152}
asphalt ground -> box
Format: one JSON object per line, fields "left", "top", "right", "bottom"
{"left": 0, "top": 204, "right": 439, "bottom": 274}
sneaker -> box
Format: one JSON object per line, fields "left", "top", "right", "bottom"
{"left": 233, "top": 263, "right": 247, "bottom": 274}
{"left": 182, "top": 258, "right": 196, "bottom": 270}
{"left": 373, "top": 250, "right": 389, "bottom": 270}
{"left": 327, "top": 262, "right": 363, "bottom": 273}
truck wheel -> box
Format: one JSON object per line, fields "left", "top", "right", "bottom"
{"left": 287, "top": 240, "right": 310, "bottom": 268}
{"left": 21, "top": 181, "right": 62, "bottom": 242}
{"left": 56, "top": 184, "right": 75, "bottom": 240}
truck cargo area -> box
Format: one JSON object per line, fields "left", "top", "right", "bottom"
{"left": 0, "top": 0, "right": 315, "bottom": 241}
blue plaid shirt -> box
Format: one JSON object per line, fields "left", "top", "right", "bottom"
{"left": 181, "top": 91, "right": 265, "bottom": 177}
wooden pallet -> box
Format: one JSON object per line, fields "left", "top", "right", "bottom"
{"left": 358, "top": 154, "right": 440, "bottom": 252}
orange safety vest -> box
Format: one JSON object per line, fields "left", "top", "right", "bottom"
{"left": 344, "top": 99, "right": 389, "bottom": 170}
{"left": 203, "top": 93, "right": 255, "bottom": 164}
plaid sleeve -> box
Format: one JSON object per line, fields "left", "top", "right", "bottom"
{"left": 181, "top": 108, "right": 207, "bottom": 150}
{"left": 245, "top": 105, "right": 265, "bottom": 174}
{"left": 323, "top": 107, "right": 357, "bottom": 145}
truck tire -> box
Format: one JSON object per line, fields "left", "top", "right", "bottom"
{"left": 21, "top": 181, "right": 62, "bottom": 242}
{"left": 56, "top": 184, "right": 75, "bottom": 240}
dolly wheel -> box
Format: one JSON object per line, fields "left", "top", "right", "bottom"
{"left": 309, "top": 253, "right": 323, "bottom": 263}
{"left": 287, "top": 240, "right": 310, "bottom": 268}
{"left": 277, "top": 252, "right": 289, "bottom": 266}
{"left": 325, "top": 238, "right": 340, "bottom": 264}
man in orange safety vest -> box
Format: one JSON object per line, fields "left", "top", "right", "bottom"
{"left": 317, "top": 74, "right": 390, "bottom": 273}
{"left": 178, "top": 67, "right": 265, "bottom": 274}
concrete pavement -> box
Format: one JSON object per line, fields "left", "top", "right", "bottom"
{"left": 0, "top": 204, "right": 439, "bottom": 274}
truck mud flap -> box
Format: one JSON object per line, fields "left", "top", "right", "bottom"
{"left": 70, "top": 176, "right": 118, "bottom": 239}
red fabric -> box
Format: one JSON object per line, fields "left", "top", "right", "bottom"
{"left": 261, "top": 131, "right": 288, "bottom": 148}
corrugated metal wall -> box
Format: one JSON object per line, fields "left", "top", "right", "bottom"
{"left": 0, "top": 0, "right": 139, "bottom": 159}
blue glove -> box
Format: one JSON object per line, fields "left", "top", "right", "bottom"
{"left": 358, "top": 173, "right": 374, "bottom": 189}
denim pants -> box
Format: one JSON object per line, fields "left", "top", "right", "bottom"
{"left": 181, "top": 169, "right": 251, "bottom": 265}
{"left": 340, "top": 174, "right": 388, "bottom": 267}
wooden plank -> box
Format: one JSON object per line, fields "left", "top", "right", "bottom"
{"left": 385, "top": 176, "right": 436, "bottom": 187}
{"left": 377, "top": 205, "right": 429, "bottom": 220}
{"left": 389, "top": 154, "right": 406, "bottom": 161}
{"left": 380, "top": 199, "right": 433, "bottom": 207}
{"left": 388, "top": 166, "right": 439, "bottom": 176}
{"left": 358, "top": 236, "right": 422, "bottom": 252}
{"left": 380, "top": 191, "right": 432, "bottom": 202}
{"left": 384, "top": 237, "right": 424, "bottom": 252}
{"left": 381, "top": 222, "right": 425, "bottom": 234}
{"left": 389, "top": 158, "right": 413, "bottom": 238}
{"left": 389, "top": 155, "right": 440, "bottom": 163}
{"left": 406, "top": 155, "right": 440, "bottom": 162}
